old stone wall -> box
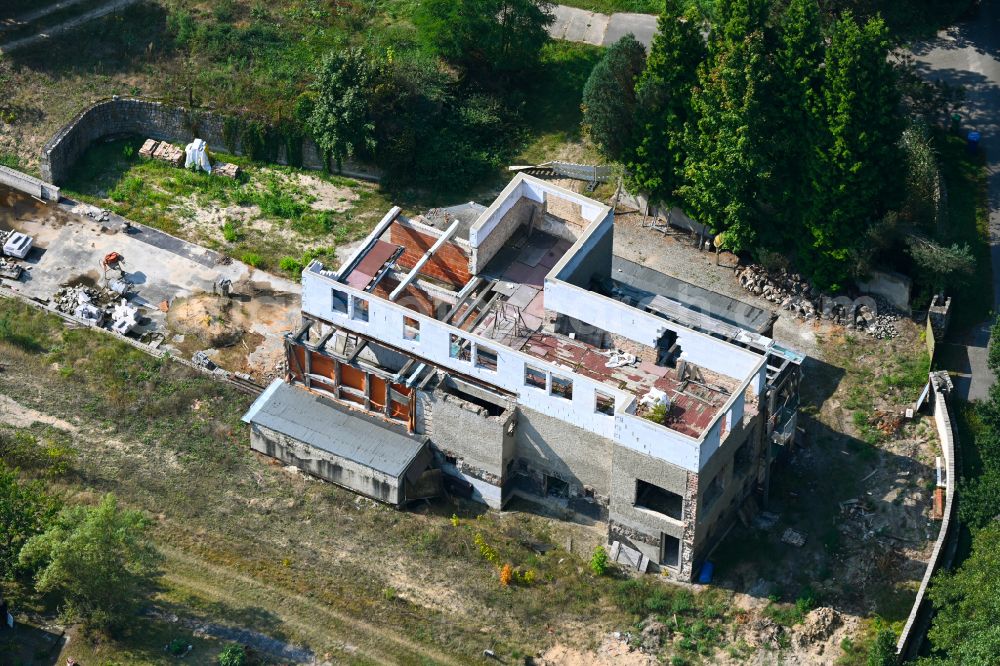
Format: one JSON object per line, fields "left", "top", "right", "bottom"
{"left": 419, "top": 390, "right": 509, "bottom": 482}
{"left": 40, "top": 97, "right": 378, "bottom": 185}
{"left": 514, "top": 404, "right": 613, "bottom": 500}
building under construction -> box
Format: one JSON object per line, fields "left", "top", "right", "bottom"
{"left": 243, "top": 174, "right": 802, "bottom": 580}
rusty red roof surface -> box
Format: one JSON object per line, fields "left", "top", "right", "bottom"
{"left": 345, "top": 240, "right": 402, "bottom": 289}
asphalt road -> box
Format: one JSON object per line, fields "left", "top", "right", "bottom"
{"left": 910, "top": 2, "right": 1000, "bottom": 401}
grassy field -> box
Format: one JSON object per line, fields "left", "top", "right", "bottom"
{"left": 556, "top": 0, "right": 664, "bottom": 14}
{"left": 60, "top": 137, "right": 393, "bottom": 276}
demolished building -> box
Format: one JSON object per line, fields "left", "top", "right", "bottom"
{"left": 243, "top": 174, "right": 802, "bottom": 580}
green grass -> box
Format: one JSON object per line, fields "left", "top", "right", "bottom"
{"left": 556, "top": 0, "right": 664, "bottom": 14}
{"left": 517, "top": 41, "right": 605, "bottom": 165}
{"left": 60, "top": 137, "right": 390, "bottom": 275}
{"left": 935, "top": 131, "right": 992, "bottom": 333}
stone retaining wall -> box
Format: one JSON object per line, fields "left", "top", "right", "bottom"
{"left": 40, "top": 97, "right": 378, "bottom": 185}
{"left": 896, "top": 371, "right": 960, "bottom": 658}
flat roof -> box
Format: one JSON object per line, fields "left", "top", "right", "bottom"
{"left": 243, "top": 380, "right": 427, "bottom": 479}
{"left": 610, "top": 257, "right": 777, "bottom": 335}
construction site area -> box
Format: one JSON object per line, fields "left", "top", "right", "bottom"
{"left": 0, "top": 166, "right": 946, "bottom": 664}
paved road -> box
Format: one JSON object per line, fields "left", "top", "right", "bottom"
{"left": 549, "top": 5, "right": 657, "bottom": 48}
{"left": 910, "top": 3, "right": 1000, "bottom": 401}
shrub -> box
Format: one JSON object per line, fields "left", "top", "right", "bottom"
{"left": 867, "top": 627, "right": 897, "bottom": 666}
{"left": 499, "top": 563, "right": 514, "bottom": 587}
{"left": 474, "top": 532, "right": 501, "bottom": 566}
{"left": 221, "top": 220, "right": 239, "bottom": 243}
{"left": 590, "top": 545, "right": 609, "bottom": 576}
{"left": 240, "top": 252, "right": 263, "bottom": 268}
{"left": 217, "top": 644, "right": 246, "bottom": 665}
{"left": 279, "top": 256, "right": 303, "bottom": 274}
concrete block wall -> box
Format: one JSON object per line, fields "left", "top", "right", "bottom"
{"left": 419, "top": 391, "right": 508, "bottom": 483}
{"left": 0, "top": 166, "right": 60, "bottom": 201}
{"left": 251, "top": 423, "right": 401, "bottom": 504}
{"left": 389, "top": 220, "right": 472, "bottom": 287}
{"left": 471, "top": 197, "right": 538, "bottom": 272}
{"left": 40, "top": 97, "right": 377, "bottom": 185}
{"left": 515, "top": 405, "right": 614, "bottom": 501}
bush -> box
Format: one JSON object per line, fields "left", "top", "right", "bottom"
{"left": 867, "top": 627, "right": 897, "bottom": 666}
{"left": 499, "top": 562, "right": 514, "bottom": 587}
{"left": 221, "top": 220, "right": 240, "bottom": 243}
{"left": 218, "top": 644, "right": 247, "bottom": 666}
{"left": 240, "top": 252, "right": 263, "bottom": 268}
{"left": 279, "top": 256, "right": 303, "bottom": 274}
{"left": 590, "top": 545, "right": 609, "bottom": 576}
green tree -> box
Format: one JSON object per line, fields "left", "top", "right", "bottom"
{"left": 582, "top": 34, "right": 647, "bottom": 162}
{"left": 867, "top": 626, "right": 898, "bottom": 666}
{"left": 627, "top": 2, "right": 705, "bottom": 203}
{"left": 0, "top": 463, "right": 59, "bottom": 579}
{"left": 590, "top": 545, "right": 610, "bottom": 576}
{"left": 804, "top": 13, "right": 902, "bottom": 288}
{"left": 925, "top": 523, "right": 1000, "bottom": 665}
{"left": 905, "top": 237, "right": 975, "bottom": 293}
{"left": 414, "top": 0, "right": 553, "bottom": 77}
{"left": 19, "top": 494, "right": 160, "bottom": 633}
{"left": 989, "top": 314, "right": 1000, "bottom": 375}
{"left": 309, "top": 48, "right": 376, "bottom": 171}
{"left": 680, "top": 30, "right": 772, "bottom": 252}
{"left": 218, "top": 644, "right": 247, "bottom": 666}
{"left": 765, "top": 0, "right": 823, "bottom": 251}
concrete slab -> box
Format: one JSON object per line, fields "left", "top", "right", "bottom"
{"left": 549, "top": 5, "right": 609, "bottom": 47}
{"left": 0, "top": 186, "right": 300, "bottom": 380}
{"left": 604, "top": 12, "right": 657, "bottom": 48}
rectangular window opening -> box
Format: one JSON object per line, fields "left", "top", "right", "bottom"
{"left": 351, "top": 296, "right": 369, "bottom": 322}
{"left": 661, "top": 534, "right": 681, "bottom": 568}
{"left": 524, "top": 365, "right": 547, "bottom": 390}
{"left": 403, "top": 316, "right": 420, "bottom": 342}
{"left": 449, "top": 333, "right": 472, "bottom": 362}
{"left": 635, "top": 479, "right": 683, "bottom": 520}
{"left": 550, "top": 375, "right": 573, "bottom": 400}
{"left": 476, "top": 345, "right": 498, "bottom": 372}
{"left": 595, "top": 390, "right": 615, "bottom": 416}
{"left": 545, "top": 475, "right": 569, "bottom": 498}
{"left": 331, "top": 288, "right": 349, "bottom": 315}
{"left": 734, "top": 437, "right": 754, "bottom": 476}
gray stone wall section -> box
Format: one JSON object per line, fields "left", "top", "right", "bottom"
{"left": 896, "top": 373, "right": 960, "bottom": 659}
{"left": 421, "top": 391, "right": 508, "bottom": 482}
{"left": 250, "top": 423, "right": 401, "bottom": 504}
{"left": 514, "top": 404, "right": 613, "bottom": 499}
{"left": 40, "top": 97, "right": 378, "bottom": 185}
{"left": 0, "top": 166, "right": 60, "bottom": 201}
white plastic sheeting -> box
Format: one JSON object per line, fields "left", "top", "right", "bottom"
{"left": 184, "top": 138, "right": 212, "bottom": 174}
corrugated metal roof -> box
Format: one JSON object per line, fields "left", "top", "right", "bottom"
{"left": 242, "top": 380, "right": 427, "bottom": 479}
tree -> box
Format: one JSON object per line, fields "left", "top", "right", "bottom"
{"left": 309, "top": 48, "right": 377, "bottom": 171}
{"left": 19, "top": 494, "right": 159, "bottom": 633}
{"left": 905, "top": 237, "right": 975, "bottom": 293}
{"left": 867, "top": 625, "right": 898, "bottom": 666}
{"left": 626, "top": 1, "right": 705, "bottom": 203}
{"left": 925, "top": 523, "right": 1000, "bottom": 664}
{"left": 804, "top": 13, "right": 902, "bottom": 288}
{"left": 590, "top": 545, "right": 609, "bottom": 576}
{"left": 582, "top": 34, "right": 647, "bottom": 162}
{"left": 680, "top": 30, "right": 772, "bottom": 252}
{"left": 414, "top": 0, "right": 553, "bottom": 78}
{"left": 0, "top": 463, "right": 59, "bottom": 579}
{"left": 765, "top": 0, "right": 824, "bottom": 251}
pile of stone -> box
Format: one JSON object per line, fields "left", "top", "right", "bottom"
{"left": 139, "top": 138, "right": 184, "bottom": 166}
{"left": 82, "top": 207, "right": 111, "bottom": 223}
{"left": 52, "top": 285, "right": 118, "bottom": 325}
{"left": 738, "top": 265, "right": 900, "bottom": 339}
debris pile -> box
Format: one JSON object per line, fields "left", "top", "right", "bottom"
{"left": 737, "top": 265, "right": 900, "bottom": 338}
{"left": 869, "top": 409, "right": 903, "bottom": 436}
{"left": 110, "top": 299, "right": 140, "bottom": 335}
{"left": 52, "top": 284, "right": 120, "bottom": 326}
{"left": 793, "top": 607, "right": 841, "bottom": 649}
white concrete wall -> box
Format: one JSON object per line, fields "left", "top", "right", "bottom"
{"left": 0, "top": 166, "right": 60, "bottom": 201}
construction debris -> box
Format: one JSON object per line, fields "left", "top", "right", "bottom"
{"left": 214, "top": 162, "right": 241, "bottom": 179}
{"left": 781, "top": 528, "right": 807, "bottom": 547}
{"left": 869, "top": 410, "right": 903, "bottom": 437}
{"left": 737, "top": 265, "right": 901, "bottom": 338}
{"left": 152, "top": 141, "right": 185, "bottom": 166}
{"left": 110, "top": 299, "right": 140, "bottom": 335}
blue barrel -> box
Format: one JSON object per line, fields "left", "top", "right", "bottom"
{"left": 967, "top": 131, "right": 981, "bottom": 154}
{"left": 697, "top": 560, "right": 714, "bottom": 584}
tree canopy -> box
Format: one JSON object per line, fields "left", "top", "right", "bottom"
{"left": 19, "top": 494, "right": 160, "bottom": 632}
{"left": 309, "top": 47, "right": 377, "bottom": 171}
{"left": 0, "top": 462, "right": 59, "bottom": 579}
{"left": 582, "top": 34, "right": 647, "bottom": 162}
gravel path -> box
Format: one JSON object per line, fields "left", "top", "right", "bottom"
{"left": 0, "top": 0, "right": 94, "bottom": 31}
{"left": 0, "top": 0, "right": 144, "bottom": 53}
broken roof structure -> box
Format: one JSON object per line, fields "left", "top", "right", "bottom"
{"left": 254, "top": 173, "right": 802, "bottom": 579}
